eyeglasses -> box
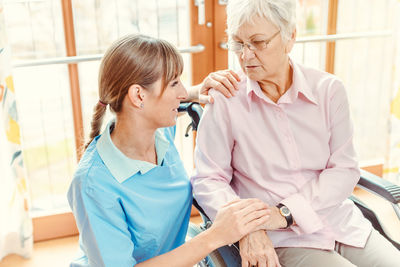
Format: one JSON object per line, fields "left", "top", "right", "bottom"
{"left": 228, "top": 31, "right": 281, "bottom": 53}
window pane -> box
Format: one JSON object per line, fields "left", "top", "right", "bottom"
{"left": 72, "top": 0, "right": 190, "bottom": 55}
{"left": 337, "top": 0, "right": 392, "bottom": 33}
{"left": 3, "top": 0, "right": 65, "bottom": 60}
{"left": 292, "top": 0, "right": 329, "bottom": 68}
{"left": 297, "top": 0, "right": 329, "bottom": 37}
{"left": 335, "top": 0, "right": 394, "bottom": 163}
{"left": 290, "top": 42, "right": 326, "bottom": 70}
{"left": 13, "top": 64, "right": 76, "bottom": 214}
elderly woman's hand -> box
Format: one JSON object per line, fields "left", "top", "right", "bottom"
{"left": 263, "top": 206, "right": 288, "bottom": 230}
{"left": 186, "top": 69, "right": 241, "bottom": 104}
{"left": 239, "top": 230, "right": 281, "bottom": 267}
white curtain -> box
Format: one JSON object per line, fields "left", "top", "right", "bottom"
{"left": 0, "top": 1, "right": 32, "bottom": 261}
{"left": 385, "top": 0, "right": 400, "bottom": 184}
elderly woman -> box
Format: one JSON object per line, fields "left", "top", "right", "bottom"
{"left": 191, "top": 1, "right": 400, "bottom": 267}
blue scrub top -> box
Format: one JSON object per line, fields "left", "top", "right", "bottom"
{"left": 67, "top": 121, "right": 192, "bottom": 267}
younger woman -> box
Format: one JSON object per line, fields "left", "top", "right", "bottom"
{"left": 67, "top": 34, "right": 270, "bottom": 267}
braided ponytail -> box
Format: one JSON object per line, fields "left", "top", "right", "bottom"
{"left": 84, "top": 102, "right": 107, "bottom": 150}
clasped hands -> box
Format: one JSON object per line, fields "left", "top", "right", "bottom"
{"left": 239, "top": 204, "right": 286, "bottom": 267}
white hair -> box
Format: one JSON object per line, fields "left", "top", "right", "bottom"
{"left": 226, "top": 0, "right": 297, "bottom": 43}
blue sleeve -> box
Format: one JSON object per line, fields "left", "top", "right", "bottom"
{"left": 68, "top": 179, "right": 137, "bottom": 267}
{"left": 163, "top": 126, "right": 176, "bottom": 141}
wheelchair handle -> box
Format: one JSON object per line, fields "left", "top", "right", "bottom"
{"left": 178, "top": 102, "right": 203, "bottom": 131}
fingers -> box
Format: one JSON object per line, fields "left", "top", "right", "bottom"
{"left": 228, "top": 198, "right": 266, "bottom": 211}
{"left": 238, "top": 201, "right": 270, "bottom": 218}
{"left": 266, "top": 251, "right": 281, "bottom": 267}
{"left": 202, "top": 69, "right": 240, "bottom": 98}
{"left": 274, "top": 253, "right": 282, "bottom": 267}
{"left": 211, "top": 72, "right": 237, "bottom": 96}
{"left": 249, "top": 259, "right": 258, "bottom": 266}
{"left": 242, "top": 209, "right": 270, "bottom": 225}
{"left": 238, "top": 229, "right": 279, "bottom": 267}
{"left": 199, "top": 94, "right": 212, "bottom": 104}
{"left": 209, "top": 78, "right": 233, "bottom": 98}
{"left": 222, "top": 198, "right": 241, "bottom": 207}
{"left": 240, "top": 238, "right": 249, "bottom": 267}
{"left": 267, "top": 255, "right": 274, "bottom": 267}
{"left": 219, "top": 71, "right": 240, "bottom": 91}
{"left": 254, "top": 223, "right": 268, "bottom": 232}
{"left": 228, "top": 69, "right": 241, "bottom": 82}
{"left": 245, "top": 216, "right": 270, "bottom": 235}
{"left": 253, "top": 253, "right": 278, "bottom": 267}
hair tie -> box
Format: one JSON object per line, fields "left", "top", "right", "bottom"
{"left": 98, "top": 100, "right": 108, "bottom": 107}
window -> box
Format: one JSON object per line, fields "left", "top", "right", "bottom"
{"left": 4, "top": 0, "right": 397, "bottom": 218}
{"left": 5, "top": 0, "right": 75, "bottom": 214}
{"left": 4, "top": 0, "right": 195, "bottom": 215}
{"left": 335, "top": 0, "right": 394, "bottom": 164}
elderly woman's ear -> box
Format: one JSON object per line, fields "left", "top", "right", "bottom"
{"left": 285, "top": 28, "right": 297, "bottom": 54}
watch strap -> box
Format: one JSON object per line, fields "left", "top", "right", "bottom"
{"left": 277, "top": 203, "right": 293, "bottom": 228}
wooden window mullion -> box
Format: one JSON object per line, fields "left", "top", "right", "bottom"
{"left": 325, "top": 0, "right": 339, "bottom": 74}
{"left": 61, "top": 0, "right": 84, "bottom": 160}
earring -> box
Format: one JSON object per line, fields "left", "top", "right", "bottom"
{"left": 140, "top": 103, "right": 144, "bottom": 108}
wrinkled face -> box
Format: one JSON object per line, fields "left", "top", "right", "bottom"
{"left": 144, "top": 76, "right": 188, "bottom": 128}
{"left": 232, "top": 16, "right": 295, "bottom": 82}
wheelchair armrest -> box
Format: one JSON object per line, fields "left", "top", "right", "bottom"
{"left": 357, "top": 169, "right": 400, "bottom": 204}
{"left": 193, "top": 198, "right": 211, "bottom": 221}
{"left": 178, "top": 102, "right": 203, "bottom": 130}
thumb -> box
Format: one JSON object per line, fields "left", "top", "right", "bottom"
{"left": 199, "top": 94, "right": 214, "bottom": 104}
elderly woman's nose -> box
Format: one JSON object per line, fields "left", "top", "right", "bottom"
{"left": 241, "top": 46, "right": 255, "bottom": 60}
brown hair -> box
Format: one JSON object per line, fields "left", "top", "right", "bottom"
{"left": 84, "top": 34, "right": 183, "bottom": 150}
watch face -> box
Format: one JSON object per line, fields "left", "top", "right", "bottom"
{"left": 280, "top": 206, "right": 291, "bottom": 217}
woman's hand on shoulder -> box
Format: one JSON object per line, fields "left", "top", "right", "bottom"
{"left": 198, "top": 69, "right": 241, "bottom": 103}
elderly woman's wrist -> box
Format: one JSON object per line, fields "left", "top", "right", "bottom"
{"left": 276, "top": 204, "right": 293, "bottom": 228}
{"left": 275, "top": 207, "right": 288, "bottom": 228}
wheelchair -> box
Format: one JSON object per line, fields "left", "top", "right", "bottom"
{"left": 178, "top": 102, "right": 400, "bottom": 267}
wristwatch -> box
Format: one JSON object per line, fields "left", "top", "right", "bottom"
{"left": 276, "top": 203, "right": 293, "bottom": 228}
